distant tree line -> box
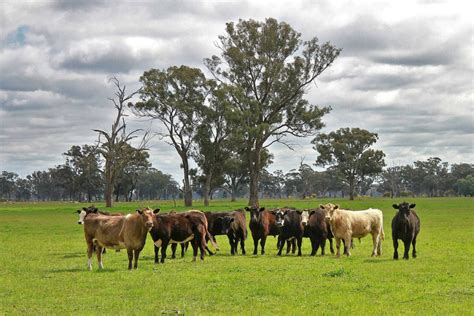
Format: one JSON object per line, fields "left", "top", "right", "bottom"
{"left": 1, "top": 157, "right": 471, "bottom": 202}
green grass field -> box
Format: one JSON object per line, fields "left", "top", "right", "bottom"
{"left": 1, "top": 197, "right": 473, "bottom": 315}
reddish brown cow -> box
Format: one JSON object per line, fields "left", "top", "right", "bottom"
{"left": 246, "top": 206, "right": 282, "bottom": 255}
{"left": 82, "top": 209, "right": 155, "bottom": 270}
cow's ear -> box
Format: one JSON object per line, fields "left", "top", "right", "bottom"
{"left": 92, "top": 208, "right": 98, "bottom": 213}
{"left": 76, "top": 210, "right": 81, "bottom": 214}
{"left": 216, "top": 216, "right": 223, "bottom": 221}
{"left": 153, "top": 208, "right": 160, "bottom": 214}
{"left": 409, "top": 204, "right": 416, "bottom": 209}
{"left": 259, "top": 207, "right": 265, "bottom": 212}
{"left": 310, "top": 210, "right": 316, "bottom": 215}
{"left": 283, "top": 210, "right": 289, "bottom": 215}
{"left": 319, "top": 204, "right": 325, "bottom": 209}
{"left": 82, "top": 207, "right": 88, "bottom": 211}
{"left": 296, "top": 210, "right": 302, "bottom": 215}
{"left": 270, "top": 210, "right": 276, "bottom": 215}
{"left": 245, "top": 207, "right": 250, "bottom": 212}
{"left": 229, "top": 218, "right": 235, "bottom": 223}
{"left": 136, "top": 209, "right": 143, "bottom": 214}
{"left": 392, "top": 204, "right": 399, "bottom": 209}
{"left": 334, "top": 205, "right": 339, "bottom": 209}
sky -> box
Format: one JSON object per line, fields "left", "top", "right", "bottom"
{"left": 1, "top": 0, "right": 472, "bottom": 182}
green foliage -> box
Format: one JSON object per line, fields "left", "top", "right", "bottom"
{"left": 0, "top": 198, "right": 473, "bottom": 314}
{"left": 313, "top": 127, "right": 386, "bottom": 200}
{"left": 205, "top": 18, "right": 340, "bottom": 205}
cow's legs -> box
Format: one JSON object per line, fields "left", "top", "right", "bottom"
{"left": 310, "top": 238, "right": 317, "bottom": 256}
{"left": 95, "top": 244, "right": 104, "bottom": 269}
{"left": 127, "top": 249, "right": 133, "bottom": 270}
{"left": 335, "top": 237, "right": 341, "bottom": 257}
{"left": 260, "top": 236, "right": 267, "bottom": 255}
{"left": 171, "top": 243, "right": 178, "bottom": 259}
{"left": 403, "top": 240, "right": 411, "bottom": 260}
{"left": 371, "top": 232, "right": 378, "bottom": 257}
{"left": 253, "top": 235, "right": 259, "bottom": 255}
{"left": 377, "top": 233, "right": 382, "bottom": 256}
{"left": 154, "top": 245, "right": 160, "bottom": 264}
{"left": 133, "top": 249, "right": 140, "bottom": 269}
{"left": 86, "top": 239, "right": 94, "bottom": 270}
{"left": 199, "top": 232, "right": 206, "bottom": 261}
{"left": 286, "top": 240, "right": 291, "bottom": 254}
{"left": 160, "top": 241, "right": 169, "bottom": 264}
{"left": 412, "top": 237, "right": 417, "bottom": 258}
{"left": 228, "top": 235, "right": 236, "bottom": 255}
{"left": 192, "top": 239, "right": 198, "bottom": 262}
{"left": 181, "top": 242, "right": 188, "bottom": 257}
{"left": 344, "top": 236, "right": 352, "bottom": 256}
{"left": 291, "top": 239, "right": 297, "bottom": 254}
{"left": 297, "top": 237, "right": 302, "bottom": 256}
{"left": 329, "top": 238, "right": 335, "bottom": 254}
{"left": 277, "top": 236, "right": 284, "bottom": 256}
{"left": 240, "top": 236, "right": 246, "bottom": 255}
{"left": 393, "top": 236, "right": 399, "bottom": 260}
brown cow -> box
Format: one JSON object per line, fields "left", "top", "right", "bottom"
{"left": 246, "top": 206, "right": 284, "bottom": 255}
{"left": 205, "top": 210, "right": 247, "bottom": 255}
{"left": 150, "top": 209, "right": 216, "bottom": 263}
{"left": 302, "top": 208, "right": 331, "bottom": 256}
{"left": 82, "top": 209, "right": 155, "bottom": 270}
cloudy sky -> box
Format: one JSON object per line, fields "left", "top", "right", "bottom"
{"left": 1, "top": 0, "right": 472, "bottom": 181}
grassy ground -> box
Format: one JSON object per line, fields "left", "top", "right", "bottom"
{"left": 0, "top": 197, "right": 473, "bottom": 315}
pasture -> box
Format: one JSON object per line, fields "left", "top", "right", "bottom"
{"left": 1, "top": 197, "right": 473, "bottom": 315}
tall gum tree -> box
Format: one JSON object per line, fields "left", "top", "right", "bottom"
{"left": 204, "top": 18, "right": 340, "bottom": 206}
{"left": 312, "top": 127, "right": 386, "bottom": 200}
{"left": 131, "top": 66, "right": 209, "bottom": 207}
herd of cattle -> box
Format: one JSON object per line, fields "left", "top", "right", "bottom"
{"left": 76, "top": 202, "right": 421, "bottom": 270}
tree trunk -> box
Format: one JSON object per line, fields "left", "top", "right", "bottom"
{"left": 349, "top": 180, "right": 355, "bottom": 200}
{"left": 182, "top": 157, "right": 192, "bottom": 207}
{"left": 203, "top": 173, "right": 212, "bottom": 207}
{"left": 248, "top": 146, "right": 262, "bottom": 206}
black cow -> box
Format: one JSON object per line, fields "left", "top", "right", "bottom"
{"left": 205, "top": 210, "right": 247, "bottom": 255}
{"left": 392, "top": 202, "right": 421, "bottom": 260}
{"left": 274, "top": 209, "right": 305, "bottom": 256}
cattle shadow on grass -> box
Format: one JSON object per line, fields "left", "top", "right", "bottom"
{"left": 362, "top": 258, "right": 393, "bottom": 263}
{"left": 46, "top": 267, "right": 119, "bottom": 273}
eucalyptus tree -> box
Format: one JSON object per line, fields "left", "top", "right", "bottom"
{"left": 205, "top": 18, "right": 340, "bottom": 206}
{"left": 132, "top": 66, "right": 209, "bottom": 206}
{"left": 95, "top": 77, "right": 148, "bottom": 207}
{"left": 313, "top": 127, "right": 386, "bottom": 200}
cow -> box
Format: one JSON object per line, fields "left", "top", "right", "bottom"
{"left": 149, "top": 209, "right": 217, "bottom": 263}
{"left": 81, "top": 208, "right": 155, "bottom": 270}
{"left": 303, "top": 208, "right": 331, "bottom": 256}
{"left": 205, "top": 210, "right": 247, "bottom": 255}
{"left": 274, "top": 208, "right": 306, "bottom": 256}
{"left": 391, "top": 202, "right": 421, "bottom": 260}
{"left": 321, "top": 203, "right": 384, "bottom": 257}
{"left": 76, "top": 206, "right": 122, "bottom": 224}
{"left": 246, "top": 206, "right": 281, "bottom": 255}
{"left": 152, "top": 211, "right": 189, "bottom": 260}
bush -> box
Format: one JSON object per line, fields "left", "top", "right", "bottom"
{"left": 400, "top": 191, "right": 413, "bottom": 197}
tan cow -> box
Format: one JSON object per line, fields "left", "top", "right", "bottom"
{"left": 321, "top": 203, "right": 384, "bottom": 257}
{"left": 82, "top": 209, "right": 155, "bottom": 270}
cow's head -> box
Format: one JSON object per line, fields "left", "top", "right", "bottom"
{"left": 76, "top": 206, "right": 98, "bottom": 224}
{"left": 136, "top": 208, "right": 155, "bottom": 231}
{"left": 298, "top": 210, "right": 310, "bottom": 226}
{"left": 273, "top": 209, "right": 288, "bottom": 227}
{"left": 215, "top": 216, "right": 235, "bottom": 234}
{"left": 392, "top": 202, "right": 415, "bottom": 217}
{"left": 320, "top": 203, "right": 339, "bottom": 221}
{"left": 245, "top": 206, "right": 265, "bottom": 222}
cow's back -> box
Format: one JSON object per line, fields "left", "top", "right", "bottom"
{"left": 84, "top": 214, "right": 126, "bottom": 248}
{"left": 346, "top": 209, "right": 383, "bottom": 237}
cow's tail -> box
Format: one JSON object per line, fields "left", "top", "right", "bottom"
{"left": 381, "top": 226, "right": 385, "bottom": 241}
{"left": 207, "top": 231, "right": 219, "bottom": 251}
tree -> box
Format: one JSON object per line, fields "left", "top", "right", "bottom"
{"left": 222, "top": 154, "right": 249, "bottom": 202}
{"left": 0, "top": 171, "right": 18, "bottom": 200}
{"left": 204, "top": 18, "right": 340, "bottom": 206}
{"left": 313, "top": 127, "right": 386, "bottom": 200}
{"left": 192, "top": 86, "right": 232, "bottom": 206}
{"left": 95, "top": 77, "right": 147, "bottom": 207}
{"left": 456, "top": 175, "right": 474, "bottom": 196}
{"left": 132, "top": 66, "right": 209, "bottom": 207}
{"left": 64, "top": 144, "right": 103, "bottom": 202}
{"left": 379, "top": 166, "right": 403, "bottom": 198}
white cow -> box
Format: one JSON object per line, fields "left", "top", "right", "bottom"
{"left": 321, "top": 203, "right": 384, "bottom": 257}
